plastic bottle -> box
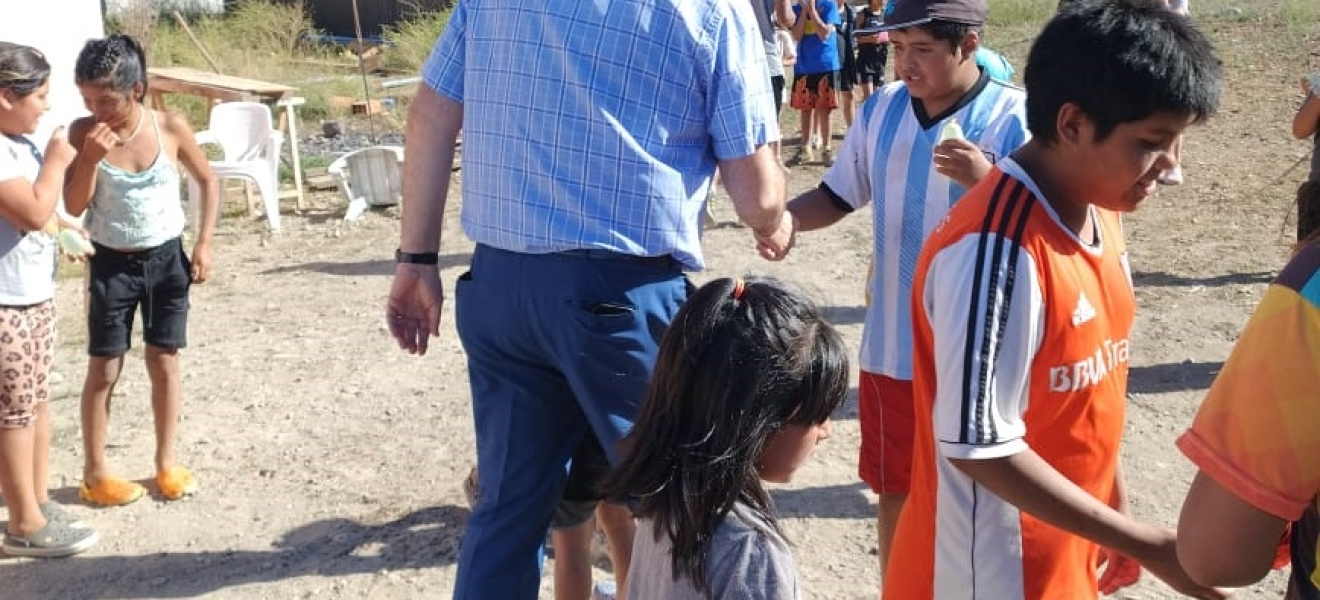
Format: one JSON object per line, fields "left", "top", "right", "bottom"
{"left": 938, "top": 118, "right": 965, "bottom": 143}
{"left": 58, "top": 229, "right": 93, "bottom": 256}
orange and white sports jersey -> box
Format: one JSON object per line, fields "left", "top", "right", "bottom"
{"left": 884, "top": 159, "right": 1135, "bottom": 600}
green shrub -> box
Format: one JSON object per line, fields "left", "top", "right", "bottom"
{"left": 227, "top": 0, "right": 315, "bottom": 56}
{"left": 383, "top": 8, "right": 453, "bottom": 73}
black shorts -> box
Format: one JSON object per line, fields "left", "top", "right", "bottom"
{"left": 550, "top": 432, "right": 611, "bottom": 530}
{"left": 771, "top": 75, "right": 786, "bottom": 116}
{"left": 87, "top": 237, "right": 191, "bottom": 356}
{"left": 839, "top": 55, "right": 857, "bottom": 92}
{"left": 856, "top": 44, "right": 889, "bottom": 85}
{"left": 1300, "top": 181, "right": 1320, "bottom": 242}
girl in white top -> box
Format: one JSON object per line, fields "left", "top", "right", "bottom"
{"left": 0, "top": 41, "right": 99, "bottom": 558}
{"left": 603, "top": 277, "right": 849, "bottom": 600}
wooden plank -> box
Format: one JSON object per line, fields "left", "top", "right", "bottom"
{"left": 147, "top": 66, "right": 296, "bottom": 101}
{"left": 305, "top": 174, "right": 339, "bottom": 191}
{"left": 149, "top": 77, "right": 240, "bottom": 102}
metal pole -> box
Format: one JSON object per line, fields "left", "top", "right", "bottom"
{"left": 350, "top": 0, "right": 378, "bottom": 143}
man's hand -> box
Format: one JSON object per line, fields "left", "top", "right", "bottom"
{"left": 387, "top": 264, "right": 444, "bottom": 355}
{"left": 933, "top": 138, "right": 992, "bottom": 189}
{"left": 754, "top": 211, "right": 796, "bottom": 261}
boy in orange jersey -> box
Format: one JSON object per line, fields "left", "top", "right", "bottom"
{"left": 884, "top": 1, "right": 1228, "bottom": 598}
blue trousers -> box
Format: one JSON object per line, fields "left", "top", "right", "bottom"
{"left": 452, "top": 245, "right": 690, "bottom": 599}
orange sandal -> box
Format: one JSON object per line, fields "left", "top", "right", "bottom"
{"left": 156, "top": 467, "right": 198, "bottom": 500}
{"left": 79, "top": 477, "right": 146, "bottom": 507}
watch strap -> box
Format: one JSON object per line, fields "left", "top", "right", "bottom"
{"left": 395, "top": 249, "right": 440, "bottom": 265}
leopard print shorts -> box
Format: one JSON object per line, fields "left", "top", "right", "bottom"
{"left": 0, "top": 301, "right": 55, "bottom": 429}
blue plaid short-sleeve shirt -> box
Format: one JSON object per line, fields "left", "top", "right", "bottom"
{"left": 423, "top": 0, "right": 779, "bottom": 270}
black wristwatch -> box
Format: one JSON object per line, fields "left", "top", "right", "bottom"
{"left": 395, "top": 249, "right": 439, "bottom": 265}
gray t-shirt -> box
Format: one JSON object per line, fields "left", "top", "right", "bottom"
{"left": 750, "top": 0, "right": 785, "bottom": 78}
{"left": 0, "top": 135, "right": 56, "bottom": 306}
{"left": 627, "top": 502, "right": 801, "bottom": 600}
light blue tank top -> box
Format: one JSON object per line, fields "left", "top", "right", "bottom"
{"left": 85, "top": 110, "right": 187, "bottom": 250}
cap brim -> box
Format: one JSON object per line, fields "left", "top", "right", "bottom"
{"left": 854, "top": 16, "right": 933, "bottom": 35}
{"left": 855, "top": 13, "right": 992, "bottom": 35}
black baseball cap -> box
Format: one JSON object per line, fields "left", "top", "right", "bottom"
{"left": 860, "top": 0, "right": 988, "bottom": 34}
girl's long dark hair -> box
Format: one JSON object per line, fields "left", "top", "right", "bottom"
{"left": 0, "top": 42, "right": 50, "bottom": 98}
{"left": 602, "top": 277, "right": 849, "bottom": 596}
{"left": 75, "top": 34, "right": 149, "bottom": 101}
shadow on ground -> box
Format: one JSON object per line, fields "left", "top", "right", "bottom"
{"left": 821, "top": 305, "right": 866, "bottom": 326}
{"left": 0, "top": 505, "right": 469, "bottom": 599}
{"left": 772, "top": 483, "right": 873, "bottom": 520}
{"left": 1128, "top": 360, "right": 1224, "bottom": 395}
{"left": 1132, "top": 270, "right": 1273, "bottom": 288}
{"left": 261, "top": 252, "right": 473, "bottom": 277}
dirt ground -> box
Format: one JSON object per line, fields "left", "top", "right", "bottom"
{"left": 2, "top": 8, "right": 1318, "bottom": 600}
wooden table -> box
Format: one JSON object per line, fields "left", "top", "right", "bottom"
{"left": 147, "top": 66, "right": 306, "bottom": 211}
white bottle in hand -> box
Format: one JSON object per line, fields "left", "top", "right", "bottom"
{"left": 938, "top": 118, "right": 965, "bottom": 143}
{"left": 58, "top": 229, "right": 93, "bottom": 256}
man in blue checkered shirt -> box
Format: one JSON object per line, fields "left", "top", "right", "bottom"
{"left": 385, "top": 1, "right": 795, "bottom": 597}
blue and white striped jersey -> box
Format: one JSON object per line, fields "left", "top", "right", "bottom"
{"left": 822, "top": 72, "right": 1029, "bottom": 379}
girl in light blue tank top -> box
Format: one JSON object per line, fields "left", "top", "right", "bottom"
{"left": 63, "top": 34, "right": 219, "bottom": 508}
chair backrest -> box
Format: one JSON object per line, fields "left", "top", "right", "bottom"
{"left": 206, "top": 102, "right": 275, "bottom": 161}
{"left": 339, "top": 146, "right": 404, "bottom": 206}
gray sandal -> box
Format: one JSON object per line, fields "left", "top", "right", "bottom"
{"left": 3, "top": 520, "right": 98, "bottom": 558}
{"left": 39, "top": 501, "right": 87, "bottom": 529}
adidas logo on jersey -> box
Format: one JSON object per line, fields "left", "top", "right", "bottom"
{"left": 1071, "top": 292, "right": 1097, "bottom": 326}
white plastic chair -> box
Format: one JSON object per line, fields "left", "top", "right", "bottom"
{"left": 187, "top": 101, "right": 285, "bottom": 232}
{"left": 328, "top": 145, "right": 404, "bottom": 221}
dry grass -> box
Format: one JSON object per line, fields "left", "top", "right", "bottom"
{"left": 106, "top": 0, "right": 451, "bottom": 126}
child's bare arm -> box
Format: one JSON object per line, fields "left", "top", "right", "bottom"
{"left": 1176, "top": 471, "right": 1286, "bottom": 587}
{"left": 166, "top": 112, "right": 218, "bottom": 246}
{"left": 1292, "top": 87, "right": 1320, "bottom": 140}
{"left": 950, "top": 453, "right": 1228, "bottom": 599}
{"left": 167, "top": 111, "right": 219, "bottom": 283}
{"left": 786, "top": 186, "right": 849, "bottom": 232}
{"left": 0, "top": 130, "right": 73, "bottom": 231}
{"left": 789, "top": 7, "right": 808, "bottom": 41}
{"left": 774, "top": 0, "right": 795, "bottom": 29}
{"left": 779, "top": 33, "right": 797, "bottom": 67}
{"left": 62, "top": 118, "right": 110, "bottom": 217}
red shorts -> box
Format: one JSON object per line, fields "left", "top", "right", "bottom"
{"left": 858, "top": 371, "right": 914, "bottom": 495}
{"left": 789, "top": 72, "right": 841, "bottom": 110}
